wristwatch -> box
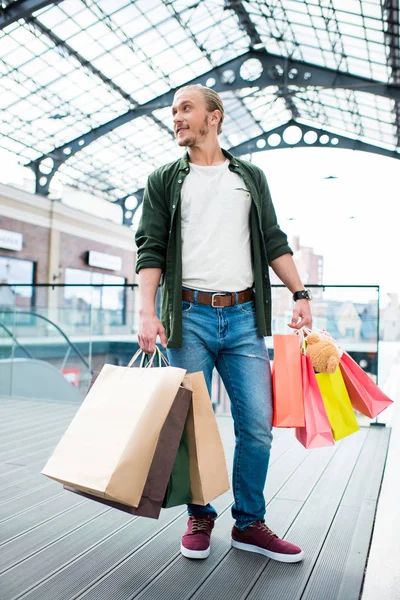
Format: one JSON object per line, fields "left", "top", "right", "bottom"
{"left": 293, "top": 289, "right": 312, "bottom": 302}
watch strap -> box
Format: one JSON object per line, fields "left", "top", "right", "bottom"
{"left": 293, "top": 289, "right": 311, "bottom": 301}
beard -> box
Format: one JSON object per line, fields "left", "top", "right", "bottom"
{"left": 177, "top": 116, "right": 209, "bottom": 147}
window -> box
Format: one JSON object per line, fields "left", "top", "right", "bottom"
{"left": 345, "top": 328, "right": 355, "bottom": 338}
{"left": 0, "top": 256, "right": 35, "bottom": 309}
{"left": 64, "top": 268, "right": 126, "bottom": 328}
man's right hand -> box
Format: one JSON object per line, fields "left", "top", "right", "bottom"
{"left": 138, "top": 312, "right": 167, "bottom": 354}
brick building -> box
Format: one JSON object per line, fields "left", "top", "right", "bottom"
{"left": 0, "top": 182, "right": 137, "bottom": 338}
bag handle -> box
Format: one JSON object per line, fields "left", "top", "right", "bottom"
{"left": 127, "top": 346, "right": 170, "bottom": 369}
{"left": 295, "top": 326, "right": 344, "bottom": 357}
{"left": 293, "top": 328, "right": 307, "bottom": 355}
{"left": 140, "top": 347, "right": 170, "bottom": 368}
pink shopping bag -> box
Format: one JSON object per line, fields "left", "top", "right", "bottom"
{"left": 295, "top": 355, "right": 335, "bottom": 449}
{"left": 339, "top": 352, "right": 393, "bottom": 419}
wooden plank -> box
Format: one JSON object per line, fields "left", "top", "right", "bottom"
{"left": 0, "top": 396, "right": 390, "bottom": 600}
{"left": 0, "top": 435, "right": 69, "bottom": 466}
{"left": 179, "top": 438, "right": 341, "bottom": 600}
{"left": 360, "top": 365, "right": 400, "bottom": 600}
{"left": 301, "top": 427, "right": 390, "bottom": 600}
{"left": 0, "top": 482, "right": 65, "bottom": 524}
{"left": 0, "top": 508, "right": 130, "bottom": 599}
{"left": 0, "top": 493, "right": 84, "bottom": 546}
{"left": 244, "top": 430, "right": 368, "bottom": 600}
{"left": 0, "top": 419, "right": 73, "bottom": 450}
{"left": 0, "top": 500, "right": 105, "bottom": 574}
{"left": 15, "top": 497, "right": 230, "bottom": 600}
{"left": 59, "top": 437, "right": 317, "bottom": 600}
{"left": 137, "top": 499, "right": 303, "bottom": 600}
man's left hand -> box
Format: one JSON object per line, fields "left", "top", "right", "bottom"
{"left": 288, "top": 299, "right": 312, "bottom": 330}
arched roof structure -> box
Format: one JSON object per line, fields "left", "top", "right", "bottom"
{"left": 0, "top": 0, "right": 399, "bottom": 225}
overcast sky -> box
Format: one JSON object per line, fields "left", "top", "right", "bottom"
{"left": 253, "top": 146, "right": 400, "bottom": 306}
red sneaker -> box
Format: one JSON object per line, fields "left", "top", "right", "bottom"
{"left": 231, "top": 521, "right": 304, "bottom": 563}
{"left": 181, "top": 515, "right": 215, "bottom": 559}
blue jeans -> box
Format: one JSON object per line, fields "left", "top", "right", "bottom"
{"left": 167, "top": 290, "right": 273, "bottom": 530}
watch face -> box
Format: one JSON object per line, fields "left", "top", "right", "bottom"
{"left": 305, "top": 289, "right": 312, "bottom": 300}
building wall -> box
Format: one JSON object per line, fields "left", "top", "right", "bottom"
{"left": 0, "top": 183, "right": 138, "bottom": 328}
{"left": 381, "top": 294, "right": 400, "bottom": 341}
{"left": 58, "top": 232, "right": 134, "bottom": 282}
{"left": 0, "top": 215, "right": 50, "bottom": 283}
{"left": 0, "top": 183, "right": 137, "bottom": 285}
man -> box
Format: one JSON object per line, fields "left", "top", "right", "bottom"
{"left": 135, "top": 84, "right": 312, "bottom": 563}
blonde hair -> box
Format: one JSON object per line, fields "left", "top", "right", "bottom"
{"left": 176, "top": 84, "right": 224, "bottom": 134}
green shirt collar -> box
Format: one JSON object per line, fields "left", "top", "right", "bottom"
{"left": 178, "top": 148, "right": 239, "bottom": 171}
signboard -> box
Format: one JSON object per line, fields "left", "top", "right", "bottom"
{"left": 87, "top": 250, "right": 122, "bottom": 271}
{"left": 0, "top": 229, "right": 23, "bottom": 251}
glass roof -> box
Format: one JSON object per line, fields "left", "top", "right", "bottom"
{"left": 0, "top": 0, "right": 398, "bottom": 209}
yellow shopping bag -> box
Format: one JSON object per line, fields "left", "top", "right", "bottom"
{"left": 316, "top": 369, "right": 360, "bottom": 441}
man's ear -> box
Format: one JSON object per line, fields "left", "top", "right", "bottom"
{"left": 211, "top": 110, "right": 221, "bottom": 127}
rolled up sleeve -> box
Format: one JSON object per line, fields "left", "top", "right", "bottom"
{"left": 135, "top": 172, "right": 170, "bottom": 274}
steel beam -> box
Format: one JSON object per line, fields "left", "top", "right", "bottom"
{"left": 225, "top": 0, "right": 299, "bottom": 119}
{"left": 0, "top": 0, "right": 62, "bottom": 29}
{"left": 224, "top": 0, "right": 264, "bottom": 48}
{"left": 383, "top": 0, "right": 400, "bottom": 147}
{"left": 120, "top": 120, "right": 398, "bottom": 227}
{"left": 30, "top": 50, "right": 400, "bottom": 195}
{"left": 229, "top": 120, "right": 400, "bottom": 161}
{"left": 26, "top": 17, "right": 174, "bottom": 139}
{"left": 121, "top": 189, "right": 144, "bottom": 226}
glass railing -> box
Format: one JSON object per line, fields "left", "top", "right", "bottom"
{"left": 0, "top": 283, "right": 383, "bottom": 415}
{"left": 0, "top": 306, "right": 93, "bottom": 396}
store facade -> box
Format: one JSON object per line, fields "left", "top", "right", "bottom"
{"left": 0, "top": 183, "right": 137, "bottom": 336}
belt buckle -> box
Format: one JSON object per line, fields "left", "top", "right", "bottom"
{"left": 211, "top": 293, "right": 226, "bottom": 307}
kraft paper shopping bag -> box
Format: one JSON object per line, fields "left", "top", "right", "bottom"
{"left": 182, "top": 372, "right": 230, "bottom": 505}
{"left": 64, "top": 384, "right": 192, "bottom": 518}
{"left": 42, "top": 349, "right": 186, "bottom": 509}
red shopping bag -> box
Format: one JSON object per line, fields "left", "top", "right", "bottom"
{"left": 295, "top": 355, "right": 335, "bottom": 449}
{"left": 339, "top": 352, "right": 393, "bottom": 418}
{"left": 272, "top": 334, "right": 305, "bottom": 427}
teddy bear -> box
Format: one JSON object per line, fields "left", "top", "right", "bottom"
{"left": 305, "top": 333, "right": 340, "bottom": 373}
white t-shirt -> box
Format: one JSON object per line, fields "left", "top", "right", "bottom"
{"left": 181, "top": 160, "right": 254, "bottom": 292}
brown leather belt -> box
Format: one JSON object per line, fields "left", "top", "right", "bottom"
{"left": 182, "top": 288, "right": 254, "bottom": 308}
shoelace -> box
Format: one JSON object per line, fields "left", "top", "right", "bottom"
{"left": 190, "top": 517, "right": 212, "bottom": 533}
{"left": 253, "top": 522, "right": 278, "bottom": 538}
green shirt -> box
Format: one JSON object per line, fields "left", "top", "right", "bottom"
{"left": 135, "top": 149, "right": 292, "bottom": 348}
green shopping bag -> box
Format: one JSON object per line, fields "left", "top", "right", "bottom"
{"left": 163, "top": 424, "right": 192, "bottom": 507}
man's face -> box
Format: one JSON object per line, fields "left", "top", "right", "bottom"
{"left": 172, "top": 89, "right": 211, "bottom": 147}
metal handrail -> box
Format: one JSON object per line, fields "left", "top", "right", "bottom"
{"left": 0, "top": 310, "right": 92, "bottom": 373}
{"left": 0, "top": 321, "right": 34, "bottom": 359}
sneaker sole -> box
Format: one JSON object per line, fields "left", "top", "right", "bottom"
{"left": 231, "top": 540, "right": 304, "bottom": 563}
{"left": 180, "top": 543, "right": 210, "bottom": 559}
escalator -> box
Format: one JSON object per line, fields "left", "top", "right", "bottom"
{"left": 0, "top": 310, "right": 92, "bottom": 403}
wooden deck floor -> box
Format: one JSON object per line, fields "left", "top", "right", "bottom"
{"left": 0, "top": 395, "right": 390, "bottom": 600}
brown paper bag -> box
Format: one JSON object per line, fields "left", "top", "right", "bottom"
{"left": 63, "top": 385, "right": 192, "bottom": 518}
{"left": 41, "top": 359, "right": 186, "bottom": 508}
{"left": 183, "top": 372, "right": 230, "bottom": 505}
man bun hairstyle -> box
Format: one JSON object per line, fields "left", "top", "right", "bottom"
{"left": 177, "top": 84, "right": 224, "bottom": 134}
